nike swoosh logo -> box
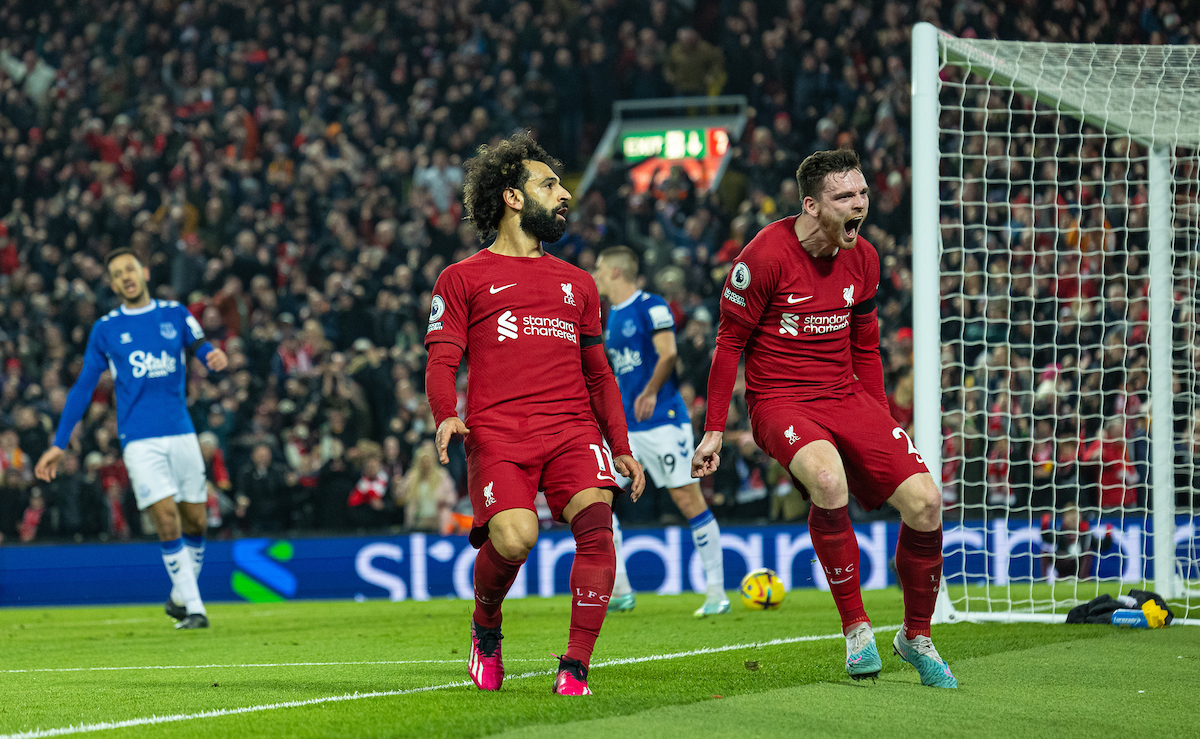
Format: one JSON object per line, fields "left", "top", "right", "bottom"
{"left": 786, "top": 294, "right": 814, "bottom": 304}
{"left": 490, "top": 283, "right": 516, "bottom": 294}
{"left": 830, "top": 576, "right": 853, "bottom": 584}
{"left": 576, "top": 601, "right": 603, "bottom": 607}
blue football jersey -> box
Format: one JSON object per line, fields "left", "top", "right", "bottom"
{"left": 605, "top": 290, "right": 691, "bottom": 433}
{"left": 54, "top": 300, "right": 210, "bottom": 448}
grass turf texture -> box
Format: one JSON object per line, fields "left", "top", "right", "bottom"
{"left": 0, "top": 589, "right": 1196, "bottom": 738}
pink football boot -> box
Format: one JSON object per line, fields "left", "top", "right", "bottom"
{"left": 552, "top": 655, "right": 592, "bottom": 696}
{"left": 468, "top": 622, "right": 504, "bottom": 691}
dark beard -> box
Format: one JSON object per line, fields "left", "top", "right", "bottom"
{"left": 519, "top": 199, "right": 567, "bottom": 243}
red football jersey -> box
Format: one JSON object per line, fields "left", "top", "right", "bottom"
{"left": 719, "top": 215, "right": 880, "bottom": 404}
{"left": 424, "top": 249, "right": 604, "bottom": 442}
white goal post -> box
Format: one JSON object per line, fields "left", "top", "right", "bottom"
{"left": 912, "top": 22, "right": 1200, "bottom": 624}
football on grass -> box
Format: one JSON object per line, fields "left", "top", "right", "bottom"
{"left": 740, "top": 568, "right": 785, "bottom": 610}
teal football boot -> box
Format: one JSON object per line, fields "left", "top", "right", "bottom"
{"left": 893, "top": 628, "right": 958, "bottom": 688}
{"left": 607, "top": 592, "right": 636, "bottom": 612}
{"left": 845, "top": 622, "right": 882, "bottom": 681}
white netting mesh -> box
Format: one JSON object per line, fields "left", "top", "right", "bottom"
{"left": 939, "top": 37, "right": 1200, "bottom": 148}
{"left": 932, "top": 35, "right": 1200, "bottom": 621}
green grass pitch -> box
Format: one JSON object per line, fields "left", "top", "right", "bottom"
{"left": 1, "top": 589, "right": 1197, "bottom": 738}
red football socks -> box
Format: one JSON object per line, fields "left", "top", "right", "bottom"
{"left": 894, "top": 523, "right": 943, "bottom": 639}
{"left": 565, "top": 502, "right": 616, "bottom": 668}
{"left": 808, "top": 504, "right": 869, "bottom": 632}
{"left": 472, "top": 539, "right": 525, "bottom": 629}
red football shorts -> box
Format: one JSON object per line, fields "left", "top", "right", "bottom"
{"left": 749, "top": 392, "right": 931, "bottom": 511}
{"left": 465, "top": 424, "right": 623, "bottom": 547}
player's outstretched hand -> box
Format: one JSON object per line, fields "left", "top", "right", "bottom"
{"left": 435, "top": 417, "right": 470, "bottom": 464}
{"left": 614, "top": 454, "right": 645, "bottom": 501}
{"left": 35, "top": 446, "right": 65, "bottom": 483}
{"left": 205, "top": 348, "right": 229, "bottom": 372}
{"left": 633, "top": 391, "right": 657, "bottom": 422}
{"left": 691, "top": 430, "right": 723, "bottom": 478}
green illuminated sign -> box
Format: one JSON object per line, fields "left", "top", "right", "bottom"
{"left": 621, "top": 128, "right": 712, "bottom": 162}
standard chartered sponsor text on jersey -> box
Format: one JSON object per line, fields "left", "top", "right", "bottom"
{"left": 802, "top": 313, "right": 850, "bottom": 334}
{"left": 522, "top": 315, "right": 578, "bottom": 343}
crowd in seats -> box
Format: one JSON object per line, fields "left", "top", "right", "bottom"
{"left": 0, "top": 0, "right": 1195, "bottom": 542}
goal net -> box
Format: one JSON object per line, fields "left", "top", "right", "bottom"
{"left": 911, "top": 24, "right": 1200, "bottom": 623}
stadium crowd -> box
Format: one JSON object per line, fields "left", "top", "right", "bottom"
{"left": 0, "top": 0, "right": 1196, "bottom": 543}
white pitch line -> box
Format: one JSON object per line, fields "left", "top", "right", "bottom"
{"left": 4, "top": 619, "right": 155, "bottom": 630}
{"left": 0, "top": 680, "right": 480, "bottom": 739}
{"left": 2, "top": 659, "right": 549, "bottom": 674}
{"left": 590, "top": 623, "right": 902, "bottom": 668}
{"left": 0, "top": 624, "right": 901, "bottom": 739}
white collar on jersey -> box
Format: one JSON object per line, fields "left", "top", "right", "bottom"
{"left": 612, "top": 290, "right": 642, "bottom": 311}
{"left": 119, "top": 301, "right": 157, "bottom": 316}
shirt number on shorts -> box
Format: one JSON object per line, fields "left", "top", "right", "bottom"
{"left": 661, "top": 453, "right": 676, "bottom": 474}
{"left": 588, "top": 444, "right": 617, "bottom": 481}
{"left": 892, "top": 427, "right": 925, "bottom": 465}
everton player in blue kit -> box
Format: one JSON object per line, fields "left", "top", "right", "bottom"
{"left": 593, "top": 246, "right": 729, "bottom": 616}
{"left": 36, "top": 249, "right": 228, "bottom": 629}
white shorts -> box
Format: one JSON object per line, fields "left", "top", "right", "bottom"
{"left": 122, "top": 433, "right": 208, "bottom": 511}
{"left": 616, "top": 422, "right": 696, "bottom": 490}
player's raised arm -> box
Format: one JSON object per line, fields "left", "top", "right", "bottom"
{"left": 36, "top": 325, "right": 108, "bottom": 481}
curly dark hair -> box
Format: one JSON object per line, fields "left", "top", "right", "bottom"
{"left": 796, "top": 149, "right": 862, "bottom": 202}
{"left": 462, "top": 131, "right": 562, "bottom": 238}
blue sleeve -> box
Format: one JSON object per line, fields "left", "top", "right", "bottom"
{"left": 53, "top": 324, "right": 109, "bottom": 449}
{"left": 178, "top": 304, "right": 213, "bottom": 365}
{"left": 194, "top": 341, "right": 214, "bottom": 365}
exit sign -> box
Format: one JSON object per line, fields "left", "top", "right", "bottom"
{"left": 620, "top": 128, "right": 729, "bottom": 162}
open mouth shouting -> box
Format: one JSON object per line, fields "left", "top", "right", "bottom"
{"left": 843, "top": 216, "right": 863, "bottom": 244}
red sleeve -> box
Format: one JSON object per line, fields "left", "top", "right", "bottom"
{"left": 425, "top": 341, "right": 463, "bottom": 427}
{"left": 579, "top": 274, "right": 603, "bottom": 338}
{"left": 703, "top": 313, "right": 754, "bottom": 432}
{"left": 719, "top": 248, "right": 777, "bottom": 329}
{"left": 849, "top": 240, "right": 888, "bottom": 410}
{"left": 424, "top": 266, "right": 467, "bottom": 427}
{"left": 424, "top": 267, "right": 468, "bottom": 350}
{"left": 703, "top": 245, "right": 777, "bottom": 432}
{"left": 850, "top": 308, "right": 888, "bottom": 411}
{"left": 581, "top": 343, "right": 632, "bottom": 457}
